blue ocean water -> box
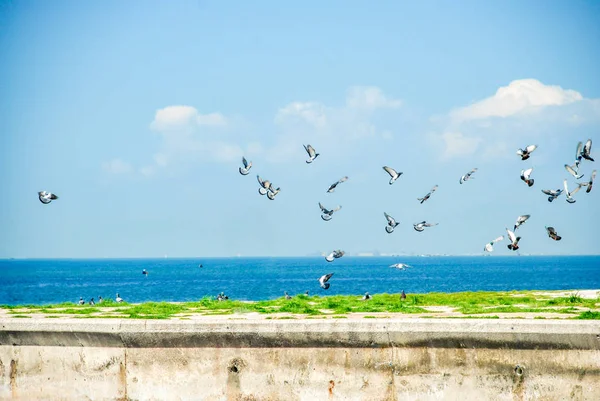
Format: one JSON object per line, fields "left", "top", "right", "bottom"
{"left": 0, "top": 256, "right": 599, "bottom": 306}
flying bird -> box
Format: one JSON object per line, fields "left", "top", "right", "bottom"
{"left": 581, "top": 139, "right": 594, "bottom": 162}
{"left": 325, "top": 250, "right": 345, "bottom": 262}
{"left": 413, "top": 221, "right": 438, "bottom": 232}
{"left": 267, "top": 186, "right": 280, "bottom": 200}
{"left": 382, "top": 166, "right": 403, "bottom": 185}
{"left": 541, "top": 189, "right": 563, "bottom": 202}
{"left": 239, "top": 157, "right": 252, "bottom": 175}
{"left": 574, "top": 141, "right": 584, "bottom": 169}
{"left": 384, "top": 212, "right": 400, "bottom": 233}
{"left": 564, "top": 164, "right": 584, "bottom": 180}
{"left": 459, "top": 168, "right": 478, "bottom": 184}
{"left": 319, "top": 202, "right": 342, "bottom": 221}
{"left": 520, "top": 168, "right": 534, "bottom": 187}
{"left": 303, "top": 144, "right": 320, "bottom": 164}
{"left": 579, "top": 170, "right": 596, "bottom": 193}
{"left": 326, "top": 176, "right": 348, "bottom": 193}
{"left": 284, "top": 291, "right": 292, "bottom": 300}
{"left": 362, "top": 292, "right": 371, "bottom": 300}
{"left": 418, "top": 185, "right": 438, "bottom": 204}
{"left": 484, "top": 236, "right": 504, "bottom": 253}
{"left": 257, "top": 175, "right": 272, "bottom": 195}
{"left": 545, "top": 226, "right": 562, "bottom": 241}
{"left": 38, "top": 191, "right": 58, "bottom": 204}
{"left": 563, "top": 179, "right": 581, "bottom": 204}
{"left": 516, "top": 145, "right": 537, "bottom": 161}
{"left": 506, "top": 228, "right": 521, "bottom": 251}
{"left": 390, "top": 263, "right": 411, "bottom": 270}
{"left": 318, "top": 273, "right": 334, "bottom": 290}
{"left": 513, "top": 215, "right": 530, "bottom": 231}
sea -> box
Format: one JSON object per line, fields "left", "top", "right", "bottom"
{"left": 0, "top": 256, "right": 599, "bottom": 306}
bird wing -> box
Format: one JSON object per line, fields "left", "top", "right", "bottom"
{"left": 384, "top": 212, "right": 394, "bottom": 224}
{"left": 323, "top": 273, "right": 334, "bottom": 282}
{"left": 584, "top": 139, "right": 592, "bottom": 155}
{"left": 424, "top": 222, "right": 438, "bottom": 227}
{"left": 492, "top": 236, "right": 504, "bottom": 244}
{"left": 506, "top": 228, "right": 516, "bottom": 243}
{"left": 470, "top": 168, "right": 478, "bottom": 174}
{"left": 332, "top": 205, "right": 342, "bottom": 212}
{"left": 306, "top": 144, "right": 316, "bottom": 158}
{"left": 571, "top": 183, "right": 582, "bottom": 195}
{"left": 576, "top": 141, "right": 583, "bottom": 158}
{"left": 564, "top": 164, "right": 578, "bottom": 178}
{"left": 591, "top": 170, "right": 597, "bottom": 182}
{"left": 516, "top": 148, "right": 524, "bottom": 156}
{"left": 50, "top": 193, "right": 58, "bottom": 200}
{"left": 546, "top": 226, "right": 557, "bottom": 235}
{"left": 339, "top": 176, "right": 348, "bottom": 183}
{"left": 517, "top": 215, "right": 530, "bottom": 224}
{"left": 382, "top": 166, "right": 397, "bottom": 178}
{"left": 563, "top": 179, "right": 569, "bottom": 195}
{"left": 242, "top": 157, "right": 248, "bottom": 169}
{"left": 526, "top": 144, "right": 537, "bottom": 153}
{"left": 257, "top": 175, "right": 264, "bottom": 186}
{"left": 431, "top": 185, "right": 438, "bottom": 193}
{"left": 541, "top": 189, "right": 553, "bottom": 196}
{"left": 318, "top": 202, "right": 328, "bottom": 213}
{"left": 522, "top": 168, "right": 533, "bottom": 179}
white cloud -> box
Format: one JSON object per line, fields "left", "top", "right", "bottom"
{"left": 196, "top": 112, "right": 227, "bottom": 126}
{"left": 450, "top": 79, "right": 583, "bottom": 122}
{"left": 274, "top": 102, "right": 328, "bottom": 128}
{"left": 150, "top": 106, "right": 228, "bottom": 131}
{"left": 102, "top": 159, "right": 133, "bottom": 174}
{"left": 345, "top": 86, "right": 402, "bottom": 110}
{"left": 440, "top": 132, "right": 482, "bottom": 159}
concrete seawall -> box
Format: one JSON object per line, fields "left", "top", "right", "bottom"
{"left": 1, "top": 318, "right": 599, "bottom": 400}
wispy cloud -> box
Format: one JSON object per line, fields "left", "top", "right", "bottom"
{"left": 449, "top": 79, "right": 583, "bottom": 123}
{"left": 102, "top": 158, "right": 133, "bottom": 174}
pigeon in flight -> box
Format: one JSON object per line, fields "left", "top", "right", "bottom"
{"left": 413, "top": 221, "right": 438, "bottom": 232}
{"left": 284, "top": 291, "right": 292, "bottom": 300}
{"left": 382, "top": 166, "right": 403, "bottom": 185}
{"left": 459, "top": 168, "right": 478, "bottom": 184}
{"left": 362, "top": 292, "right": 371, "bottom": 300}
{"left": 326, "top": 176, "right": 348, "bottom": 193}
{"left": 563, "top": 179, "right": 581, "bottom": 204}
{"left": 257, "top": 175, "right": 272, "bottom": 195}
{"left": 520, "top": 168, "right": 534, "bottom": 187}
{"left": 517, "top": 145, "right": 537, "bottom": 161}
{"left": 506, "top": 228, "right": 521, "bottom": 251}
{"left": 38, "top": 191, "right": 58, "bottom": 204}
{"left": 564, "top": 164, "right": 584, "bottom": 180}
{"left": 267, "top": 186, "right": 280, "bottom": 200}
{"left": 239, "top": 157, "right": 252, "bottom": 175}
{"left": 577, "top": 169, "right": 596, "bottom": 194}
{"left": 325, "top": 250, "right": 345, "bottom": 262}
{"left": 384, "top": 212, "right": 400, "bottom": 233}
{"left": 484, "top": 236, "right": 504, "bottom": 253}
{"left": 303, "top": 144, "right": 320, "bottom": 164}
{"left": 513, "top": 215, "right": 530, "bottom": 231}
{"left": 574, "top": 141, "right": 584, "bottom": 170}
{"left": 580, "top": 139, "right": 594, "bottom": 162}
{"left": 545, "top": 226, "right": 562, "bottom": 241}
{"left": 541, "top": 188, "right": 563, "bottom": 202}
{"left": 318, "top": 273, "right": 334, "bottom": 289}
{"left": 390, "top": 263, "right": 411, "bottom": 270}
{"left": 418, "top": 185, "right": 438, "bottom": 204}
{"left": 319, "top": 202, "right": 342, "bottom": 221}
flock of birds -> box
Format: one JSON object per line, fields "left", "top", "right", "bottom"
{"left": 38, "top": 138, "right": 596, "bottom": 298}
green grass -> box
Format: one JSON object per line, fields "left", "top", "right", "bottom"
{"left": 1, "top": 290, "right": 598, "bottom": 320}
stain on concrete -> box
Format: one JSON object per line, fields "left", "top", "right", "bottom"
{"left": 328, "top": 379, "right": 335, "bottom": 398}
{"left": 117, "top": 350, "right": 128, "bottom": 401}
{"left": 10, "top": 359, "right": 17, "bottom": 399}
{"left": 227, "top": 358, "right": 247, "bottom": 400}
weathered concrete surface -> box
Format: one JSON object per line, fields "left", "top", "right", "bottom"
{"left": 1, "top": 318, "right": 599, "bottom": 400}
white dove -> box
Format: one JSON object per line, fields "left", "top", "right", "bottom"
{"left": 382, "top": 166, "right": 403, "bottom": 185}
{"left": 484, "top": 236, "right": 504, "bottom": 253}
{"left": 520, "top": 168, "right": 534, "bottom": 187}
{"left": 303, "top": 144, "right": 320, "bottom": 164}
{"left": 563, "top": 179, "right": 581, "bottom": 204}
{"left": 239, "top": 157, "right": 252, "bottom": 175}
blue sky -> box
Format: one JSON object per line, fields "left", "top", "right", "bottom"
{"left": 1, "top": 0, "right": 599, "bottom": 257}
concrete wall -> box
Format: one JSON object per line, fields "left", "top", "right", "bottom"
{"left": 1, "top": 318, "right": 599, "bottom": 400}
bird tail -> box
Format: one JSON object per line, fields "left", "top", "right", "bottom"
{"left": 417, "top": 197, "right": 424, "bottom": 203}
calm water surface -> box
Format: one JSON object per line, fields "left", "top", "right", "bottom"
{"left": 0, "top": 256, "right": 598, "bottom": 305}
